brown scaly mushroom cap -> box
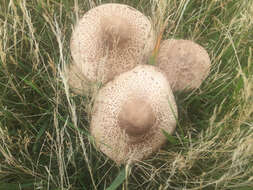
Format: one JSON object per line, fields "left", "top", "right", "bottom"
{"left": 68, "top": 3, "right": 155, "bottom": 94}
{"left": 157, "top": 39, "right": 211, "bottom": 91}
{"left": 90, "top": 65, "right": 177, "bottom": 164}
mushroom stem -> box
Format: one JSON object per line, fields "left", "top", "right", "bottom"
{"left": 101, "top": 16, "right": 132, "bottom": 50}
{"left": 118, "top": 98, "right": 156, "bottom": 137}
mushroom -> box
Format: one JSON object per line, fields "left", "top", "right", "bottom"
{"left": 90, "top": 65, "right": 177, "bottom": 164}
{"left": 68, "top": 3, "right": 155, "bottom": 94}
{"left": 157, "top": 39, "right": 211, "bottom": 91}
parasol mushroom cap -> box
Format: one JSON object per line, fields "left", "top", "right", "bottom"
{"left": 69, "top": 3, "right": 155, "bottom": 94}
{"left": 90, "top": 65, "right": 177, "bottom": 164}
{"left": 157, "top": 39, "right": 211, "bottom": 91}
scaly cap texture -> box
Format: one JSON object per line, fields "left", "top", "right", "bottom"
{"left": 90, "top": 65, "right": 177, "bottom": 164}
{"left": 157, "top": 39, "right": 211, "bottom": 91}
{"left": 69, "top": 3, "right": 155, "bottom": 94}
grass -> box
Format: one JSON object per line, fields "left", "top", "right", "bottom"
{"left": 0, "top": 0, "right": 252, "bottom": 189}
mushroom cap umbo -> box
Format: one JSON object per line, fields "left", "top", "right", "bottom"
{"left": 90, "top": 65, "right": 177, "bottom": 164}
{"left": 157, "top": 39, "right": 211, "bottom": 91}
{"left": 69, "top": 3, "right": 155, "bottom": 92}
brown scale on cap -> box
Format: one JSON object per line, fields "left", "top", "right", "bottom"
{"left": 157, "top": 39, "right": 211, "bottom": 91}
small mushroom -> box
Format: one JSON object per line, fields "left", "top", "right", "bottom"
{"left": 157, "top": 39, "right": 211, "bottom": 91}
{"left": 68, "top": 3, "right": 155, "bottom": 94}
{"left": 90, "top": 65, "right": 177, "bottom": 164}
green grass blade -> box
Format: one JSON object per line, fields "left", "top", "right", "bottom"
{"left": 148, "top": 54, "right": 156, "bottom": 65}
{"left": 23, "top": 78, "right": 43, "bottom": 96}
{"left": 0, "top": 183, "right": 34, "bottom": 190}
{"left": 32, "top": 122, "right": 48, "bottom": 152}
{"left": 106, "top": 168, "right": 126, "bottom": 190}
{"left": 162, "top": 129, "right": 179, "bottom": 145}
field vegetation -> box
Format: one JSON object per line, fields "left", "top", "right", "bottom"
{"left": 0, "top": 0, "right": 252, "bottom": 189}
